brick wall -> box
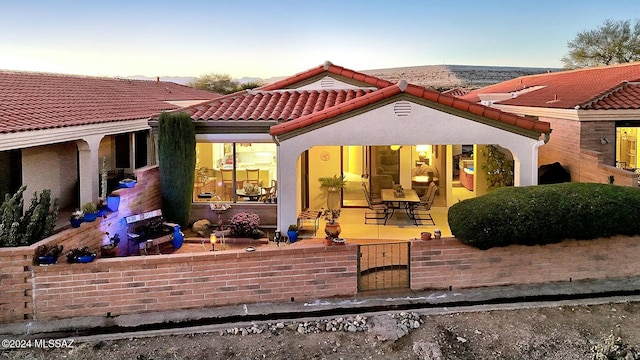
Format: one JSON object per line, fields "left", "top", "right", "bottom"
{"left": 31, "top": 243, "right": 357, "bottom": 320}
{"left": 0, "top": 247, "right": 35, "bottom": 323}
{"left": 0, "top": 165, "right": 162, "bottom": 322}
{"left": 410, "top": 236, "right": 640, "bottom": 290}
{"left": 538, "top": 117, "right": 581, "bottom": 176}
{"left": 537, "top": 116, "right": 637, "bottom": 186}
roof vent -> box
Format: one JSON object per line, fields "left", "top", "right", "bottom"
{"left": 320, "top": 77, "right": 335, "bottom": 88}
{"left": 394, "top": 101, "right": 412, "bottom": 117}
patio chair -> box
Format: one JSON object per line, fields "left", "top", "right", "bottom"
{"left": 409, "top": 182, "right": 437, "bottom": 225}
{"left": 363, "top": 188, "right": 389, "bottom": 224}
{"left": 362, "top": 182, "right": 382, "bottom": 204}
{"left": 259, "top": 179, "right": 277, "bottom": 203}
{"left": 246, "top": 168, "right": 261, "bottom": 186}
{"left": 220, "top": 169, "right": 234, "bottom": 201}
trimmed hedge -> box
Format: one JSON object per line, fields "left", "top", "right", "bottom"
{"left": 448, "top": 183, "right": 640, "bottom": 249}
{"left": 158, "top": 112, "right": 196, "bottom": 227}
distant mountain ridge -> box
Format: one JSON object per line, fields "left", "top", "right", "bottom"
{"left": 124, "top": 64, "right": 559, "bottom": 89}
{"left": 361, "top": 64, "right": 559, "bottom": 89}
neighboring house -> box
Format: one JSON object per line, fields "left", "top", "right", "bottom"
{"left": 0, "top": 71, "right": 219, "bottom": 211}
{"left": 461, "top": 62, "right": 640, "bottom": 187}
{"left": 155, "top": 62, "right": 551, "bottom": 231}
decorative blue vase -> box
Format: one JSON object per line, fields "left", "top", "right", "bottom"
{"left": 287, "top": 230, "right": 298, "bottom": 243}
{"left": 107, "top": 195, "right": 120, "bottom": 211}
{"left": 172, "top": 227, "right": 184, "bottom": 249}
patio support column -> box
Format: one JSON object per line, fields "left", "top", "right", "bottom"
{"left": 76, "top": 135, "right": 103, "bottom": 206}
{"left": 510, "top": 139, "right": 544, "bottom": 186}
{"left": 276, "top": 142, "right": 302, "bottom": 233}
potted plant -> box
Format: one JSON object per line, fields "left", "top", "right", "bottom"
{"left": 100, "top": 232, "right": 120, "bottom": 258}
{"left": 318, "top": 174, "right": 347, "bottom": 211}
{"left": 96, "top": 198, "right": 108, "bottom": 217}
{"left": 81, "top": 202, "right": 99, "bottom": 222}
{"left": 70, "top": 210, "right": 84, "bottom": 228}
{"left": 66, "top": 246, "right": 97, "bottom": 263}
{"left": 322, "top": 208, "right": 341, "bottom": 239}
{"left": 229, "top": 212, "right": 264, "bottom": 239}
{"left": 287, "top": 224, "right": 299, "bottom": 243}
{"left": 35, "top": 244, "right": 64, "bottom": 265}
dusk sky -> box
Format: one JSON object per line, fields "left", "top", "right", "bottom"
{"left": 2, "top": 0, "right": 640, "bottom": 79}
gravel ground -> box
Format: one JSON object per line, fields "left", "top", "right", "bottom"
{"left": 2, "top": 300, "right": 640, "bottom": 359}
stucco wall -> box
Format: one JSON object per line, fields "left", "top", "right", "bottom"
{"left": 277, "top": 100, "right": 543, "bottom": 231}
{"left": 22, "top": 142, "right": 78, "bottom": 209}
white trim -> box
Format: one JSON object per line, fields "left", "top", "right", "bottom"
{"left": 196, "top": 133, "right": 274, "bottom": 143}
{"left": 0, "top": 119, "right": 151, "bottom": 151}
{"left": 492, "top": 104, "right": 640, "bottom": 122}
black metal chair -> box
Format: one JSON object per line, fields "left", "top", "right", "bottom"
{"left": 363, "top": 188, "right": 389, "bottom": 224}
{"left": 409, "top": 182, "right": 437, "bottom": 225}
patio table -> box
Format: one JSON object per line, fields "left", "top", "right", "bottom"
{"left": 380, "top": 189, "right": 421, "bottom": 225}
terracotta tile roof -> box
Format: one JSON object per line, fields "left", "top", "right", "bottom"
{"left": 442, "top": 88, "right": 471, "bottom": 97}
{"left": 0, "top": 70, "right": 219, "bottom": 134}
{"left": 270, "top": 80, "right": 551, "bottom": 136}
{"left": 187, "top": 89, "right": 376, "bottom": 122}
{"left": 581, "top": 81, "right": 640, "bottom": 110}
{"left": 258, "top": 61, "right": 395, "bottom": 91}
{"left": 461, "top": 62, "right": 640, "bottom": 109}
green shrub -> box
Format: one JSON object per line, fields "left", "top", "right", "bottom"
{"left": 158, "top": 111, "right": 196, "bottom": 227}
{"left": 448, "top": 182, "right": 640, "bottom": 249}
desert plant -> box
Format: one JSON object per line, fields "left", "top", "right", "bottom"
{"left": 70, "top": 210, "right": 84, "bottom": 220}
{"left": 35, "top": 244, "right": 64, "bottom": 258}
{"left": 0, "top": 186, "right": 59, "bottom": 247}
{"left": 288, "top": 224, "right": 298, "bottom": 232}
{"left": 448, "top": 182, "right": 640, "bottom": 249}
{"left": 66, "top": 246, "right": 96, "bottom": 263}
{"left": 229, "top": 212, "right": 262, "bottom": 238}
{"left": 318, "top": 174, "right": 347, "bottom": 190}
{"left": 81, "top": 201, "right": 97, "bottom": 214}
{"left": 158, "top": 111, "right": 196, "bottom": 227}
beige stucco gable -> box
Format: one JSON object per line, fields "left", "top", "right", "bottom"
{"left": 275, "top": 99, "right": 545, "bottom": 230}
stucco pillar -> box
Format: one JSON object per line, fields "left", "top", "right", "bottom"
{"left": 76, "top": 135, "right": 103, "bottom": 205}
{"left": 510, "top": 140, "right": 544, "bottom": 186}
{"left": 276, "top": 142, "right": 302, "bottom": 233}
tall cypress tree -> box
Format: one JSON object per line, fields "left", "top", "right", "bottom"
{"left": 157, "top": 112, "right": 196, "bottom": 227}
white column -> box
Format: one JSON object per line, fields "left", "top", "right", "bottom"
{"left": 76, "top": 135, "right": 103, "bottom": 205}
{"left": 276, "top": 141, "right": 301, "bottom": 232}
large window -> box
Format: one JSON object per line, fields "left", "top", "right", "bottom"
{"left": 193, "top": 142, "right": 277, "bottom": 203}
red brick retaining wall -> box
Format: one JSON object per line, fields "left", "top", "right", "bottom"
{"left": 410, "top": 235, "right": 640, "bottom": 290}
{"left": 31, "top": 243, "right": 357, "bottom": 320}
{"left": 4, "top": 234, "right": 640, "bottom": 323}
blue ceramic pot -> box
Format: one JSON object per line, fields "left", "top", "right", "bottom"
{"left": 70, "top": 218, "right": 83, "bottom": 228}
{"left": 38, "top": 255, "right": 57, "bottom": 265}
{"left": 119, "top": 180, "right": 136, "bottom": 188}
{"left": 83, "top": 212, "right": 98, "bottom": 222}
{"left": 75, "top": 254, "right": 96, "bottom": 263}
{"left": 287, "top": 230, "right": 298, "bottom": 243}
